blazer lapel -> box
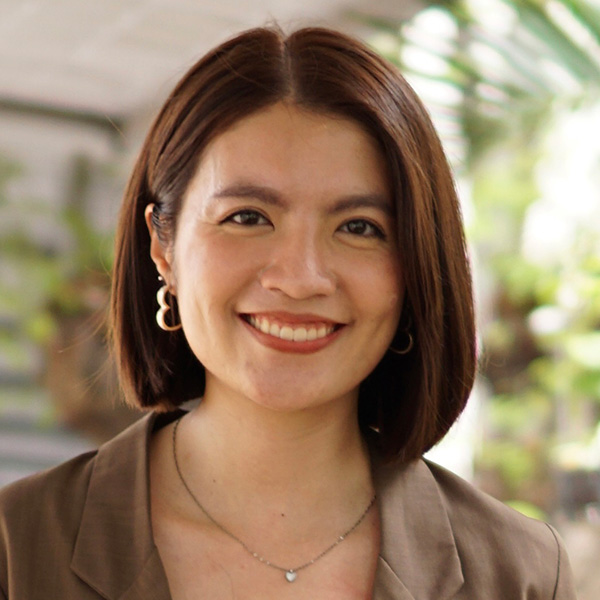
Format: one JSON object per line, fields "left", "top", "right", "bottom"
{"left": 69, "top": 412, "right": 462, "bottom": 599}
{"left": 372, "top": 458, "right": 464, "bottom": 600}
{"left": 373, "top": 557, "right": 417, "bottom": 600}
{"left": 118, "top": 551, "right": 172, "bottom": 600}
{"left": 70, "top": 412, "right": 180, "bottom": 600}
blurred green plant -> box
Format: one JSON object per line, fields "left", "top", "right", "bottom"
{"left": 368, "top": 0, "right": 600, "bottom": 513}
{"left": 0, "top": 154, "right": 139, "bottom": 440}
{"left": 0, "top": 155, "right": 113, "bottom": 373}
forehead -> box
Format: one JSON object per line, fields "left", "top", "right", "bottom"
{"left": 186, "top": 102, "right": 391, "bottom": 199}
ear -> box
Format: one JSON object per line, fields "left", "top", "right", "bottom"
{"left": 145, "top": 204, "right": 175, "bottom": 290}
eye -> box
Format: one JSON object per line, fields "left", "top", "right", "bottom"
{"left": 224, "top": 209, "right": 270, "bottom": 226}
{"left": 339, "top": 219, "right": 385, "bottom": 239}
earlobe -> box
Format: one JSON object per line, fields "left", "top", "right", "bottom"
{"left": 144, "top": 204, "right": 173, "bottom": 287}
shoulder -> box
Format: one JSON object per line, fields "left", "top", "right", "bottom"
{"left": 0, "top": 451, "right": 98, "bottom": 597}
{"left": 424, "top": 459, "right": 576, "bottom": 597}
{"left": 425, "top": 459, "right": 554, "bottom": 544}
{"left": 0, "top": 450, "right": 97, "bottom": 532}
{"left": 0, "top": 411, "right": 158, "bottom": 530}
{"left": 0, "top": 412, "right": 167, "bottom": 598}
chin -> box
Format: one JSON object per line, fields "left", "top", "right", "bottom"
{"left": 243, "top": 379, "right": 357, "bottom": 415}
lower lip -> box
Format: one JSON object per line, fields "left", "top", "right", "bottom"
{"left": 240, "top": 317, "right": 344, "bottom": 354}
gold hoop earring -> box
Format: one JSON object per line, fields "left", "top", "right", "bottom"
{"left": 389, "top": 330, "right": 413, "bottom": 355}
{"left": 156, "top": 284, "right": 182, "bottom": 331}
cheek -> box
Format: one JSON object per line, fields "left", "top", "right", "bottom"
{"left": 172, "top": 233, "right": 263, "bottom": 311}
{"left": 355, "top": 256, "right": 403, "bottom": 322}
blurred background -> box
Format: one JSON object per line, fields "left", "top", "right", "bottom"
{"left": 0, "top": 0, "right": 599, "bottom": 596}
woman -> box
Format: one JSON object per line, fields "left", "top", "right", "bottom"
{"left": 0, "top": 26, "right": 575, "bottom": 599}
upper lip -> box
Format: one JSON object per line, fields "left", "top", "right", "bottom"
{"left": 240, "top": 311, "right": 345, "bottom": 326}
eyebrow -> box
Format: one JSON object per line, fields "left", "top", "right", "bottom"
{"left": 213, "top": 184, "right": 282, "bottom": 206}
{"left": 212, "top": 183, "right": 393, "bottom": 216}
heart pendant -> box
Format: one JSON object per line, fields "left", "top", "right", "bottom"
{"left": 285, "top": 570, "right": 297, "bottom": 583}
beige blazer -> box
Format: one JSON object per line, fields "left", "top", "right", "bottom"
{"left": 0, "top": 412, "right": 576, "bottom": 599}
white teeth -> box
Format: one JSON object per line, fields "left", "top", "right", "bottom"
{"left": 293, "top": 328, "right": 308, "bottom": 342}
{"left": 246, "top": 316, "right": 335, "bottom": 342}
{"left": 280, "top": 326, "right": 294, "bottom": 341}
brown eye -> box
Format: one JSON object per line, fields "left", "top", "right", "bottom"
{"left": 340, "top": 219, "right": 385, "bottom": 239}
{"left": 225, "top": 210, "right": 270, "bottom": 226}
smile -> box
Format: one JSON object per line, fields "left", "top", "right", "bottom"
{"left": 244, "top": 315, "right": 337, "bottom": 342}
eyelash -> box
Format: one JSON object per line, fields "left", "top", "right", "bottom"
{"left": 223, "top": 211, "right": 386, "bottom": 240}
{"left": 223, "top": 209, "right": 270, "bottom": 226}
{"left": 339, "top": 219, "right": 386, "bottom": 239}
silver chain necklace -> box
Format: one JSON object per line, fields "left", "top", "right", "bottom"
{"left": 172, "top": 417, "right": 376, "bottom": 583}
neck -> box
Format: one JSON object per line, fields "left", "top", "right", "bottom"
{"left": 177, "top": 379, "right": 373, "bottom": 519}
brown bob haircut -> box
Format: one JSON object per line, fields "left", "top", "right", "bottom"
{"left": 111, "top": 25, "right": 476, "bottom": 463}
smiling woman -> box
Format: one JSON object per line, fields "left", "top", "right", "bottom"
{"left": 0, "top": 25, "right": 576, "bottom": 600}
{"left": 115, "top": 27, "right": 476, "bottom": 463}
{"left": 146, "top": 104, "right": 402, "bottom": 412}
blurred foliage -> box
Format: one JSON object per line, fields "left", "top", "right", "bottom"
{"left": 368, "top": 0, "right": 600, "bottom": 513}
{"left": 0, "top": 156, "right": 113, "bottom": 373}
{"left": 0, "top": 155, "right": 139, "bottom": 441}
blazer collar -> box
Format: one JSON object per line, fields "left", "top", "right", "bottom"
{"left": 372, "top": 457, "right": 464, "bottom": 600}
{"left": 71, "top": 411, "right": 180, "bottom": 600}
{"left": 70, "top": 412, "right": 463, "bottom": 600}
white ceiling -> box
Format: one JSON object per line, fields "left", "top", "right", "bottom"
{"left": 0, "top": 0, "right": 418, "bottom": 117}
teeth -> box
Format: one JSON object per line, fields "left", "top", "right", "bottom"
{"left": 293, "top": 328, "right": 308, "bottom": 342}
{"left": 259, "top": 318, "right": 270, "bottom": 334}
{"left": 280, "top": 326, "right": 294, "bottom": 341}
{"left": 247, "top": 316, "right": 335, "bottom": 342}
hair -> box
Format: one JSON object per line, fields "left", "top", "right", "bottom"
{"left": 111, "top": 25, "right": 476, "bottom": 463}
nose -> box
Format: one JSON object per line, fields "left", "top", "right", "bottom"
{"left": 258, "top": 230, "right": 337, "bottom": 299}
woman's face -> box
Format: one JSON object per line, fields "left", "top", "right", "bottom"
{"left": 148, "top": 102, "right": 403, "bottom": 413}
